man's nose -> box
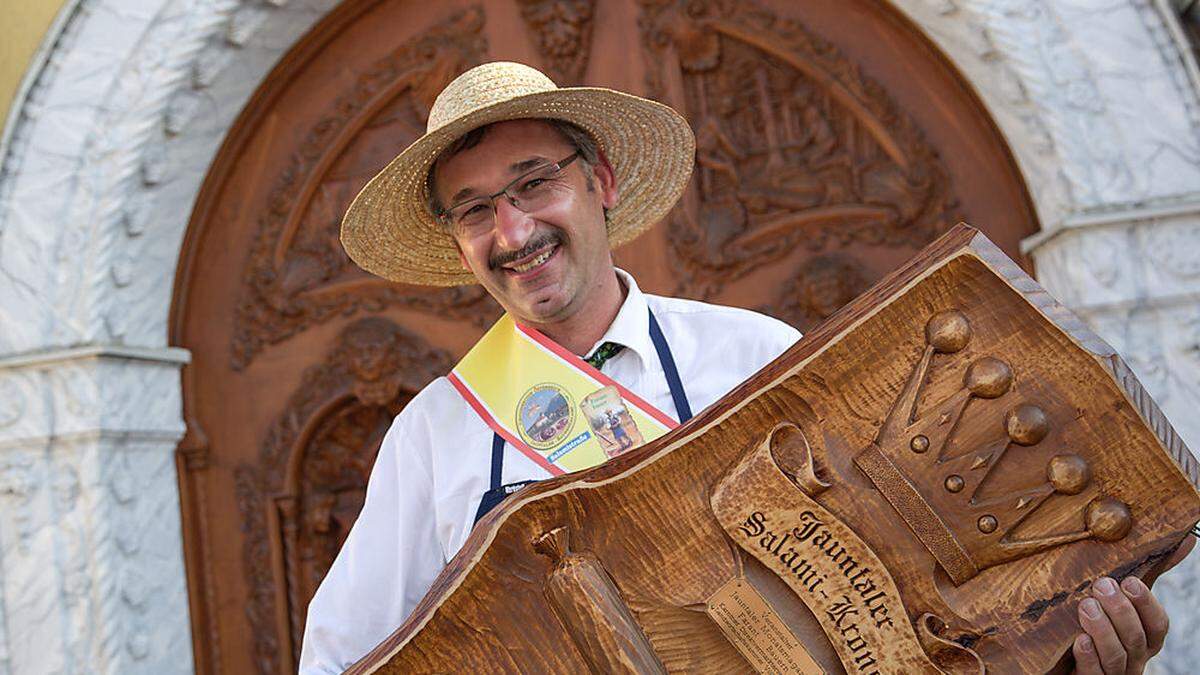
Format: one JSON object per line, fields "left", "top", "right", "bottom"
{"left": 492, "top": 197, "right": 535, "bottom": 250}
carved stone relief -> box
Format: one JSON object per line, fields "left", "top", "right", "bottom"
{"left": 767, "top": 253, "right": 867, "bottom": 333}
{"left": 230, "top": 8, "right": 499, "bottom": 371}
{"left": 235, "top": 318, "right": 452, "bottom": 672}
{"left": 637, "top": 0, "right": 962, "bottom": 301}
{"left": 517, "top": 0, "right": 596, "bottom": 85}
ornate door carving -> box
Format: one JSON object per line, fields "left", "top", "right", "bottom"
{"left": 171, "top": 0, "right": 1038, "bottom": 672}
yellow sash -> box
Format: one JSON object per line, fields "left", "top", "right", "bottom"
{"left": 448, "top": 314, "right": 678, "bottom": 475}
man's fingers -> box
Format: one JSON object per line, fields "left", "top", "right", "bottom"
{"left": 1121, "top": 575, "right": 1170, "bottom": 656}
{"left": 1073, "top": 634, "right": 1105, "bottom": 675}
{"left": 1091, "top": 577, "right": 1148, "bottom": 667}
{"left": 1078, "top": 596, "right": 1127, "bottom": 675}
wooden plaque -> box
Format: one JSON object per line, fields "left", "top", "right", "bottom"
{"left": 349, "top": 225, "right": 1200, "bottom": 674}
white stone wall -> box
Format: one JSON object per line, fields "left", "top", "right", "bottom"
{"left": 0, "top": 348, "right": 190, "bottom": 674}
{"left": 0, "top": 0, "right": 1198, "bottom": 672}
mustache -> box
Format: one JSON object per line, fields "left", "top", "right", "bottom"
{"left": 489, "top": 231, "right": 564, "bottom": 270}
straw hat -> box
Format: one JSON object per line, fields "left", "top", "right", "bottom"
{"left": 340, "top": 61, "right": 696, "bottom": 286}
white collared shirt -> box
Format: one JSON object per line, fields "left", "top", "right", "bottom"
{"left": 299, "top": 270, "right": 800, "bottom": 673}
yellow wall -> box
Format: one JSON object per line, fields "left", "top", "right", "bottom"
{"left": 1, "top": 0, "right": 69, "bottom": 135}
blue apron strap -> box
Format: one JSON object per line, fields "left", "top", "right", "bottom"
{"left": 488, "top": 432, "right": 505, "bottom": 490}
{"left": 472, "top": 433, "right": 509, "bottom": 524}
{"left": 648, "top": 308, "right": 693, "bottom": 423}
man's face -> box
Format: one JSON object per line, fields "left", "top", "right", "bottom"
{"left": 432, "top": 120, "right": 618, "bottom": 325}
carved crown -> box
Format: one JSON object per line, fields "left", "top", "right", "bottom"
{"left": 854, "top": 310, "right": 1132, "bottom": 585}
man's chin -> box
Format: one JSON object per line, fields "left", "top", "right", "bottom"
{"left": 520, "top": 302, "right": 568, "bottom": 324}
{"left": 508, "top": 292, "right": 573, "bottom": 325}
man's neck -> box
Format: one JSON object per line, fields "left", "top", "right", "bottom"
{"left": 532, "top": 268, "right": 626, "bottom": 356}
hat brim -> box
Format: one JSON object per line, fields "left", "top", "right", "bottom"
{"left": 340, "top": 87, "right": 696, "bottom": 286}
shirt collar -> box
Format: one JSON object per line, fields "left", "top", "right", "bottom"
{"left": 584, "top": 268, "right": 654, "bottom": 366}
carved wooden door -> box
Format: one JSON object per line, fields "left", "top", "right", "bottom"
{"left": 171, "top": 1, "right": 1038, "bottom": 673}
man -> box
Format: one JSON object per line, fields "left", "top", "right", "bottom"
{"left": 302, "top": 61, "right": 1188, "bottom": 674}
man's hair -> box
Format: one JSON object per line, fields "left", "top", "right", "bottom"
{"left": 425, "top": 118, "right": 601, "bottom": 218}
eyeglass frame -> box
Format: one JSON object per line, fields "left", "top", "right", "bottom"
{"left": 435, "top": 150, "right": 583, "bottom": 236}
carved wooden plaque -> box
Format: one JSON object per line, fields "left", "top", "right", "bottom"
{"left": 349, "top": 226, "right": 1200, "bottom": 674}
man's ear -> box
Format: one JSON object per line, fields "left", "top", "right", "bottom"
{"left": 593, "top": 149, "right": 619, "bottom": 209}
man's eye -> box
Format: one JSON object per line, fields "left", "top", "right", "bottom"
{"left": 453, "top": 203, "right": 490, "bottom": 227}
{"left": 517, "top": 177, "right": 548, "bottom": 194}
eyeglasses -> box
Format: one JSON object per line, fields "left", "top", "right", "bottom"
{"left": 438, "top": 151, "right": 582, "bottom": 237}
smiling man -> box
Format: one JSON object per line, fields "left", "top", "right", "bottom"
{"left": 432, "top": 118, "right": 622, "bottom": 354}
{"left": 300, "top": 62, "right": 1187, "bottom": 674}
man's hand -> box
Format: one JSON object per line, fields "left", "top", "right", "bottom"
{"left": 1072, "top": 536, "right": 1195, "bottom": 674}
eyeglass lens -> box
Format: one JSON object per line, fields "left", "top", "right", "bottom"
{"left": 446, "top": 154, "right": 578, "bottom": 234}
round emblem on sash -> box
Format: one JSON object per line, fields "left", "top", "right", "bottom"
{"left": 516, "top": 383, "right": 575, "bottom": 451}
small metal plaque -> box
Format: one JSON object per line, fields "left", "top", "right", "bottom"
{"left": 706, "top": 578, "right": 825, "bottom": 675}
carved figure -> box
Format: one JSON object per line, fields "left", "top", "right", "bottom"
{"left": 638, "top": 0, "right": 959, "bottom": 298}
{"left": 768, "top": 253, "right": 867, "bottom": 331}
{"left": 517, "top": 0, "right": 596, "bottom": 84}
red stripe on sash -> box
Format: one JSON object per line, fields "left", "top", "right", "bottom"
{"left": 512, "top": 322, "right": 680, "bottom": 429}
{"left": 446, "top": 371, "right": 565, "bottom": 477}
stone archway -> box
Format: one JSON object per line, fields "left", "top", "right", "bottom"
{"left": 1, "top": 1, "right": 1198, "bottom": 673}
